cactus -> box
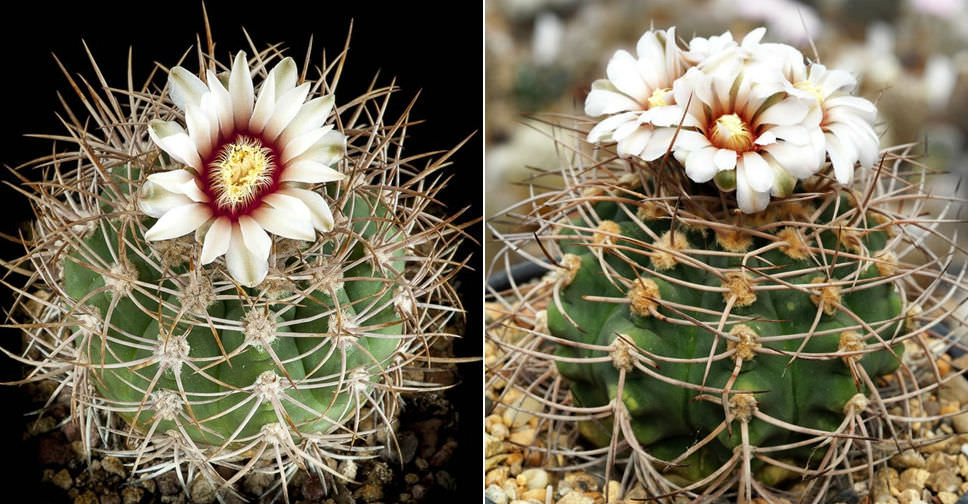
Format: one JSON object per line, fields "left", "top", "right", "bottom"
{"left": 486, "top": 26, "right": 967, "bottom": 502}
{"left": 6, "top": 29, "right": 471, "bottom": 501}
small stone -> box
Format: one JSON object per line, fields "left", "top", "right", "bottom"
{"left": 502, "top": 395, "right": 541, "bottom": 428}
{"left": 156, "top": 472, "right": 180, "bottom": 496}
{"left": 564, "top": 472, "right": 599, "bottom": 492}
{"left": 29, "top": 416, "right": 57, "bottom": 436}
{"left": 605, "top": 480, "right": 622, "bottom": 502}
{"left": 490, "top": 423, "right": 510, "bottom": 441}
{"left": 100, "top": 492, "right": 122, "bottom": 504}
{"left": 101, "top": 456, "right": 126, "bottom": 478}
{"left": 925, "top": 452, "right": 957, "bottom": 473}
{"left": 890, "top": 449, "right": 926, "bottom": 469}
{"left": 898, "top": 468, "right": 930, "bottom": 492}
{"left": 353, "top": 483, "right": 384, "bottom": 503}
{"left": 366, "top": 461, "right": 393, "bottom": 485}
{"left": 927, "top": 469, "right": 961, "bottom": 493}
{"left": 485, "top": 484, "right": 508, "bottom": 504}
{"left": 898, "top": 488, "right": 924, "bottom": 504}
{"left": 520, "top": 488, "right": 548, "bottom": 501}
{"left": 486, "top": 434, "right": 507, "bottom": 457}
{"left": 404, "top": 473, "right": 419, "bottom": 485}
{"left": 517, "top": 468, "right": 549, "bottom": 490}
{"left": 940, "top": 375, "right": 968, "bottom": 405}
{"left": 953, "top": 413, "right": 968, "bottom": 433}
{"left": 558, "top": 490, "right": 594, "bottom": 504}
{"left": 487, "top": 467, "right": 510, "bottom": 487}
{"left": 938, "top": 492, "right": 959, "bottom": 504}
{"left": 338, "top": 459, "right": 358, "bottom": 480}
{"left": 506, "top": 452, "right": 525, "bottom": 476}
{"left": 190, "top": 478, "right": 216, "bottom": 504}
{"left": 959, "top": 454, "right": 968, "bottom": 476}
{"left": 52, "top": 468, "right": 73, "bottom": 491}
{"left": 300, "top": 474, "right": 325, "bottom": 502}
{"left": 243, "top": 472, "right": 274, "bottom": 496}
{"left": 940, "top": 400, "right": 960, "bottom": 415}
{"left": 74, "top": 490, "right": 99, "bottom": 504}
{"left": 411, "top": 484, "right": 428, "bottom": 501}
{"left": 121, "top": 487, "right": 143, "bottom": 504}
{"left": 872, "top": 468, "right": 900, "bottom": 504}
{"left": 508, "top": 427, "right": 537, "bottom": 446}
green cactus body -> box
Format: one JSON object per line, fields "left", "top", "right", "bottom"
{"left": 62, "top": 169, "right": 404, "bottom": 445}
{"left": 548, "top": 195, "right": 904, "bottom": 482}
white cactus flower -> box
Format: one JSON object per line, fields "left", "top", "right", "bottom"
{"left": 584, "top": 27, "right": 689, "bottom": 160}
{"left": 140, "top": 52, "right": 346, "bottom": 287}
{"left": 780, "top": 62, "right": 879, "bottom": 185}
{"left": 665, "top": 66, "right": 824, "bottom": 213}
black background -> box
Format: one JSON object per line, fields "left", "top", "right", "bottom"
{"left": 0, "top": 2, "right": 482, "bottom": 501}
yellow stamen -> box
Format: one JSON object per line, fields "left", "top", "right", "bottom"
{"left": 710, "top": 113, "right": 754, "bottom": 152}
{"left": 647, "top": 87, "right": 672, "bottom": 108}
{"left": 794, "top": 80, "right": 825, "bottom": 105}
{"left": 211, "top": 137, "right": 274, "bottom": 210}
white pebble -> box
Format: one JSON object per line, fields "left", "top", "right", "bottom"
{"left": 485, "top": 484, "right": 508, "bottom": 504}
{"left": 518, "top": 468, "right": 549, "bottom": 490}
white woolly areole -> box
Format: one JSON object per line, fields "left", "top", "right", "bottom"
{"left": 242, "top": 309, "right": 277, "bottom": 349}
{"left": 154, "top": 335, "right": 190, "bottom": 374}
{"left": 75, "top": 313, "right": 103, "bottom": 337}
{"left": 253, "top": 370, "right": 285, "bottom": 401}
{"left": 105, "top": 262, "right": 138, "bottom": 296}
{"left": 393, "top": 287, "right": 415, "bottom": 316}
{"left": 260, "top": 422, "right": 290, "bottom": 445}
{"left": 152, "top": 389, "right": 183, "bottom": 421}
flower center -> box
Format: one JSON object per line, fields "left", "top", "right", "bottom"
{"left": 210, "top": 136, "right": 275, "bottom": 211}
{"left": 710, "top": 113, "right": 754, "bottom": 152}
{"left": 794, "top": 80, "right": 825, "bottom": 105}
{"left": 647, "top": 87, "right": 673, "bottom": 108}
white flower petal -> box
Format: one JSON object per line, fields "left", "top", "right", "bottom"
{"left": 184, "top": 103, "right": 214, "bottom": 159}
{"left": 606, "top": 50, "right": 651, "bottom": 103}
{"left": 754, "top": 130, "right": 777, "bottom": 146}
{"left": 168, "top": 67, "right": 209, "bottom": 110}
{"left": 278, "top": 187, "right": 335, "bottom": 232}
{"left": 825, "top": 134, "right": 856, "bottom": 185}
{"left": 585, "top": 80, "right": 642, "bottom": 116}
{"left": 674, "top": 129, "right": 711, "bottom": 151}
{"left": 735, "top": 165, "right": 770, "bottom": 214}
{"left": 755, "top": 96, "right": 809, "bottom": 126}
{"left": 237, "top": 215, "right": 272, "bottom": 262}
{"left": 248, "top": 73, "right": 276, "bottom": 134}
{"left": 138, "top": 181, "right": 193, "bottom": 218}
{"left": 263, "top": 83, "right": 312, "bottom": 142}
{"left": 280, "top": 159, "right": 346, "bottom": 184}
{"left": 206, "top": 69, "right": 235, "bottom": 139}
{"left": 226, "top": 223, "right": 268, "bottom": 288}
{"left": 229, "top": 51, "right": 254, "bottom": 129}
{"left": 290, "top": 130, "right": 346, "bottom": 167}
{"left": 741, "top": 152, "right": 773, "bottom": 192}
{"left": 200, "top": 216, "right": 231, "bottom": 265}
{"left": 684, "top": 146, "right": 718, "bottom": 183}
{"left": 252, "top": 202, "right": 315, "bottom": 241}
{"left": 713, "top": 148, "right": 737, "bottom": 173}
{"left": 149, "top": 120, "right": 202, "bottom": 171}
{"left": 616, "top": 128, "right": 652, "bottom": 158}
{"left": 146, "top": 169, "right": 194, "bottom": 192}
{"left": 269, "top": 57, "right": 299, "bottom": 97}
{"left": 144, "top": 203, "right": 212, "bottom": 241}
{"left": 278, "top": 95, "right": 336, "bottom": 147}
{"left": 587, "top": 112, "right": 638, "bottom": 143}
{"left": 282, "top": 127, "right": 332, "bottom": 163}
{"left": 639, "top": 127, "right": 677, "bottom": 161}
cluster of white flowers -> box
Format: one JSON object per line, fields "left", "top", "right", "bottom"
{"left": 585, "top": 27, "right": 878, "bottom": 213}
